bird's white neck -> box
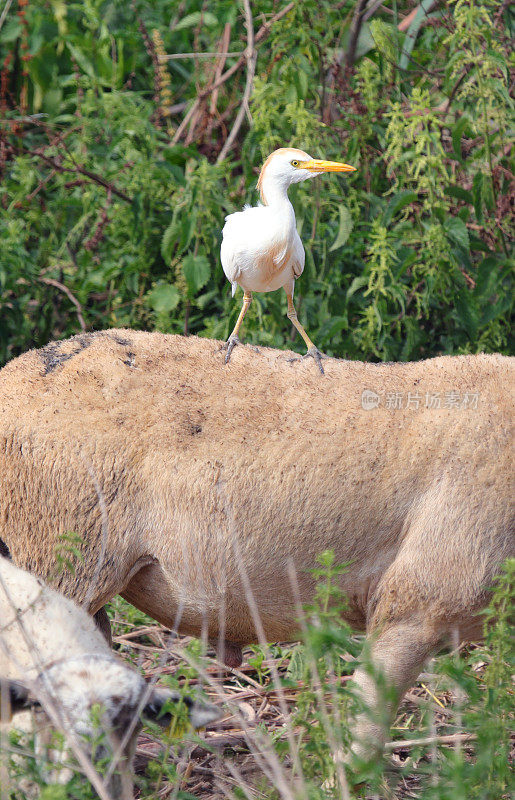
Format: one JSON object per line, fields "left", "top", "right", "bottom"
{"left": 258, "top": 172, "right": 294, "bottom": 210}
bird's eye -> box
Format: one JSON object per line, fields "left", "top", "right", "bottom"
{"left": 291, "top": 160, "right": 300, "bottom": 167}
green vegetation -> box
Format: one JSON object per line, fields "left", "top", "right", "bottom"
{"left": 0, "top": 0, "right": 513, "bottom": 366}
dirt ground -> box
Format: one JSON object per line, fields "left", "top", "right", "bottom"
{"left": 109, "top": 609, "right": 500, "bottom": 800}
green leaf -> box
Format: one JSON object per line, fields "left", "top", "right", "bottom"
{"left": 472, "top": 173, "right": 484, "bottom": 224}
{"left": 486, "top": 78, "right": 513, "bottom": 106}
{"left": 485, "top": 48, "right": 508, "bottom": 80}
{"left": 286, "top": 645, "right": 306, "bottom": 681}
{"left": 181, "top": 253, "right": 210, "bottom": 297}
{"left": 456, "top": 290, "right": 478, "bottom": 338}
{"left": 28, "top": 54, "right": 54, "bottom": 92}
{"left": 384, "top": 191, "right": 417, "bottom": 225}
{"left": 161, "top": 217, "right": 178, "bottom": 263}
{"left": 346, "top": 275, "right": 368, "bottom": 299}
{"left": 67, "top": 43, "right": 95, "bottom": 78}
{"left": 173, "top": 12, "right": 218, "bottom": 31}
{"left": 451, "top": 117, "right": 469, "bottom": 162}
{"left": 474, "top": 257, "right": 498, "bottom": 299}
{"left": 293, "top": 68, "right": 308, "bottom": 100}
{"left": 147, "top": 283, "right": 180, "bottom": 314}
{"left": 445, "top": 185, "right": 473, "bottom": 204}
{"left": 444, "top": 217, "right": 469, "bottom": 252}
{"left": 482, "top": 177, "right": 495, "bottom": 212}
{"left": 329, "top": 206, "right": 353, "bottom": 251}
{"left": 479, "top": 294, "right": 512, "bottom": 327}
{"left": 0, "top": 18, "right": 22, "bottom": 43}
{"left": 323, "top": 316, "right": 348, "bottom": 339}
{"left": 41, "top": 785, "right": 68, "bottom": 800}
{"left": 179, "top": 209, "right": 198, "bottom": 254}
{"left": 469, "top": 234, "right": 490, "bottom": 253}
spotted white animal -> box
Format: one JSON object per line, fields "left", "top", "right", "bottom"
{"left": 221, "top": 147, "right": 356, "bottom": 371}
{"left": 0, "top": 555, "right": 220, "bottom": 798}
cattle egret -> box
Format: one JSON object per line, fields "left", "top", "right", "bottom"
{"left": 221, "top": 147, "right": 356, "bottom": 372}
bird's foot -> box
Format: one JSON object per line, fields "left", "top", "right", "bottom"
{"left": 222, "top": 334, "right": 240, "bottom": 364}
{"left": 303, "top": 346, "right": 327, "bottom": 375}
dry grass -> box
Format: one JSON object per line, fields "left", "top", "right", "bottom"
{"left": 108, "top": 603, "right": 498, "bottom": 800}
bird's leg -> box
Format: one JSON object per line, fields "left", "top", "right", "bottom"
{"left": 224, "top": 290, "right": 252, "bottom": 363}
{"left": 286, "top": 293, "right": 326, "bottom": 374}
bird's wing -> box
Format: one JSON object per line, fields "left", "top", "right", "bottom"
{"left": 220, "top": 211, "right": 245, "bottom": 284}
{"left": 221, "top": 206, "right": 274, "bottom": 285}
{"left": 291, "top": 232, "right": 305, "bottom": 279}
{"left": 272, "top": 241, "right": 290, "bottom": 269}
{"left": 220, "top": 242, "right": 241, "bottom": 285}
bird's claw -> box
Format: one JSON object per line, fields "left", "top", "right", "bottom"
{"left": 223, "top": 334, "right": 240, "bottom": 364}
{"left": 303, "top": 346, "right": 326, "bottom": 375}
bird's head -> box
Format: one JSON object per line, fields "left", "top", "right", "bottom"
{"left": 257, "top": 148, "right": 355, "bottom": 204}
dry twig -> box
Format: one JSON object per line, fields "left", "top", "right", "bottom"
{"left": 346, "top": 0, "right": 368, "bottom": 67}
{"left": 217, "top": 0, "right": 256, "bottom": 163}
{"left": 384, "top": 732, "right": 477, "bottom": 751}
{"left": 172, "top": 2, "right": 294, "bottom": 146}
{"left": 20, "top": 145, "right": 132, "bottom": 203}
{"left": 38, "top": 277, "right": 87, "bottom": 331}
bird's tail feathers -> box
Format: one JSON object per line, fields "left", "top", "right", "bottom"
{"left": 231, "top": 282, "right": 238, "bottom": 297}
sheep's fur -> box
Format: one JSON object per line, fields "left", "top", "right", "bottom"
{"left": 0, "top": 329, "right": 513, "bottom": 763}
{"left": 0, "top": 555, "right": 220, "bottom": 795}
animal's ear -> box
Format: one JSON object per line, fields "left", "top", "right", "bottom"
{"left": 142, "top": 687, "right": 221, "bottom": 730}
{"left": 0, "top": 679, "right": 40, "bottom": 719}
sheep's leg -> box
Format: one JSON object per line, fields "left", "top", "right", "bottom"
{"left": 348, "top": 620, "right": 441, "bottom": 764}
{"left": 209, "top": 638, "right": 243, "bottom": 668}
{"left": 94, "top": 606, "right": 112, "bottom": 647}
{"left": 346, "top": 479, "right": 499, "bottom": 767}
{"left": 224, "top": 291, "right": 252, "bottom": 363}
{"left": 121, "top": 562, "right": 244, "bottom": 667}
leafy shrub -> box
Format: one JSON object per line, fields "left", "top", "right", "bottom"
{"left": 0, "top": 1, "right": 512, "bottom": 366}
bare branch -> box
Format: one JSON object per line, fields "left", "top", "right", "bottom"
{"left": 384, "top": 732, "right": 476, "bottom": 751}
{"left": 0, "top": 0, "right": 13, "bottom": 31}
{"left": 346, "top": 0, "right": 368, "bottom": 68}
{"left": 172, "top": 2, "right": 294, "bottom": 145}
{"left": 254, "top": 2, "right": 294, "bottom": 45}
{"left": 161, "top": 51, "right": 241, "bottom": 60}
{"left": 398, "top": 1, "right": 439, "bottom": 33}
{"left": 363, "top": 0, "right": 387, "bottom": 23}
{"left": 21, "top": 146, "right": 132, "bottom": 204}
{"left": 217, "top": 0, "right": 257, "bottom": 163}
{"left": 172, "top": 99, "right": 200, "bottom": 144}
{"left": 38, "top": 277, "right": 87, "bottom": 332}
{"left": 210, "top": 24, "right": 232, "bottom": 116}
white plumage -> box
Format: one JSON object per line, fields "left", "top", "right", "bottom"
{"left": 221, "top": 147, "right": 355, "bottom": 372}
{"left": 221, "top": 198, "right": 304, "bottom": 296}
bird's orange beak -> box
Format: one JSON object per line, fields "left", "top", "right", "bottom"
{"left": 302, "top": 159, "right": 356, "bottom": 173}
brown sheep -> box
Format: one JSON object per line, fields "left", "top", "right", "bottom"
{"left": 0, "top": 329, "right": 513, "bottom": 763}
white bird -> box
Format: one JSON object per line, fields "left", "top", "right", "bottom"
{"left": 221, "top": 147, "right": 356, "bottom": 372}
